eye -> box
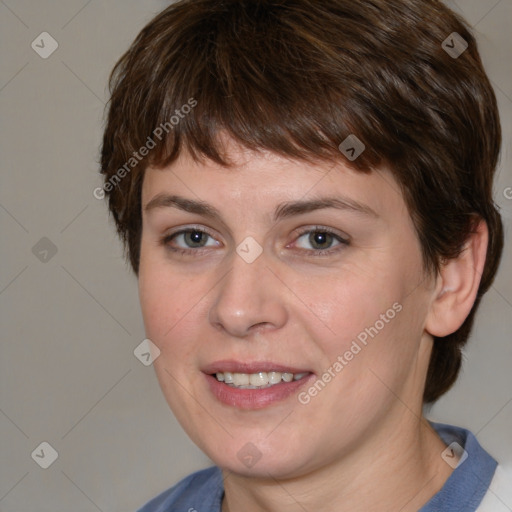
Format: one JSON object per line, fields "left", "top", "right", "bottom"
{"left": 161, "top": 228, "right": 219, "bottom": 253}
{"left": 293, "top": 227, "right": 349, "bottom": 255}
{"left": 160, "top": 226, "right": 349, "bottom": 257}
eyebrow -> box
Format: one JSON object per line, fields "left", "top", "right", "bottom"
{"left": 144, "top": 194, "right": 379, "bottom": 221}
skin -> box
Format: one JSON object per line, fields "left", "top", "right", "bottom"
{"left": 138, "top": 138, "right": 488, "bottom": 512}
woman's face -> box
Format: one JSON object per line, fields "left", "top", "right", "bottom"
{"left": 138, "top": 141, "right": 436, "bottom": 478}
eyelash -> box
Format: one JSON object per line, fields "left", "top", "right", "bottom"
{"left": 159, "top": 226, "right": 350, "bottom": 257}
{"left": 291, "top": 226, "right": 349, "bottom": 256}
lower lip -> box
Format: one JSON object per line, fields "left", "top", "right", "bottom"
{"left": 205, "top": 373, "right": 314, "bottom": 409}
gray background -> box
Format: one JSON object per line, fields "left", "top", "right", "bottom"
{"left": 0, "top": 0, "right": 511, "bottom": 510}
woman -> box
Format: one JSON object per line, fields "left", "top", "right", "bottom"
{"left": 99, "top": 0, "right": 509, "bottom": 510}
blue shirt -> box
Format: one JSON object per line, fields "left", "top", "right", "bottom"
{"left": 138, "top": 422, "right": 498, "bottom": 512}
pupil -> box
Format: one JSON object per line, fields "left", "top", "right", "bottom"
{"left": 310, "top": 232, "right": 332, "bottom": 249}
{"left": 187, "top": 231, "right": 205, "bottom": 247}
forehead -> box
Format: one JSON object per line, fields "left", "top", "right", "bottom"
{"left": 141, "top": 140, "right": 407, "bottom": 222}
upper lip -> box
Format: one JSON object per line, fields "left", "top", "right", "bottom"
{"left": 202, "top": 360, "right": 312, "bottom": 375}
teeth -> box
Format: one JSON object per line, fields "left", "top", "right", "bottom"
{"left": 268, "top": 371, "right": 282, "bottom": 384}
{"left": 233, "top": 373, "right": 250, "bottom": 386}
{"left": 214, "top": 371, "right": 309, "bottom": 388}
{"left": 249, "top": 372, "right": 267, "bottom": 386}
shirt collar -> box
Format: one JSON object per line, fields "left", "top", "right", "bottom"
{"left": 419, "top": 422, "right": 498, "bottom": 512}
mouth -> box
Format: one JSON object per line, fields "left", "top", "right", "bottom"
{"left": 202, "top": 361, "right": 314, "bottom": 409}
{"left": 214, "top": 371, "right": 310, "bottom": 389}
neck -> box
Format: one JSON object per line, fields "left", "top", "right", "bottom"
{"left": 222, "top": 415, "right": 453, "bottom": 512}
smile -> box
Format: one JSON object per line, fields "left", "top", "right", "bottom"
{"left": 215, "top": 371, "right": 310, "bottom": 389}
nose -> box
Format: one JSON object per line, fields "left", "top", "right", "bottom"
{"left": 208, "top": 247, "right": 288, "bottom": 338}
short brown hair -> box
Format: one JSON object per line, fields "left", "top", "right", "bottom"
{"left": 100, "top": 0, "right": 503, "bottom": 403}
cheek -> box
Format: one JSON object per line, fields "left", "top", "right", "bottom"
{"left": 138, "top": 270, "right": 168, "bottom": 340}
{"left": 137, "top": 254, "right": 212, "bottom": 363}
{"left": 299, "top": 258, "right": 425, "bottom": 387}
{"left": 298, "top": 264, "right": 400, "bottom": 344}
{"left": 138, "top": 253, "right": 182, "bottom": 341}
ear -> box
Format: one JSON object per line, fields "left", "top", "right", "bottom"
{"left": 425, "top": 218, "right": 488, "bottom": 337}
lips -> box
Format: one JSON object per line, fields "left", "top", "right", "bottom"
{"left": 215, "top": 371, "right": 310, "bottom": 388}
{"left": 202, "top": 360, "right": 312, "bottom": 375}
{"left": 202, "top": 360, "right": 314, "bottom": 409}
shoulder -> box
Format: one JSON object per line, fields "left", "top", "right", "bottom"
{"left": 421, "top": 422, "right": 499, "bottom": 512}
{"left": 137, "top": 466, "right": 224, "bottom": 512}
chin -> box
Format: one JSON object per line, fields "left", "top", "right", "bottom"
{"left": 201, "top": 439, "right": 313, "bottom": 480}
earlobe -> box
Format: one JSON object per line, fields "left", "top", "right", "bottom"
{"left": 425, "top": 219, "right": 489, "bottom": 338}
